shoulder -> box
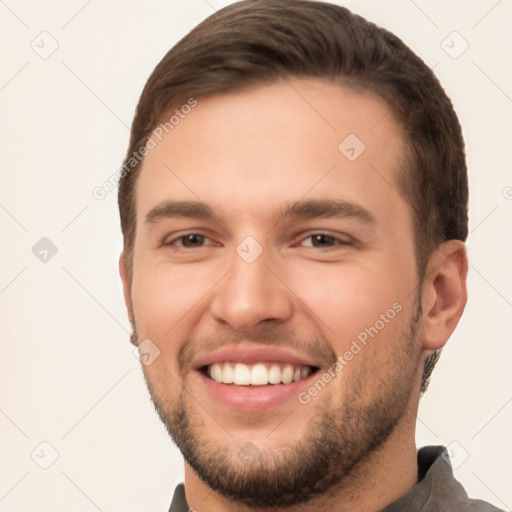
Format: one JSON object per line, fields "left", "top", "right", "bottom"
{"left": 382, "top": 445, "right": 505, "bottom": 512}
{"left": 421, "top": 446, "right": 504, "bottom": 512}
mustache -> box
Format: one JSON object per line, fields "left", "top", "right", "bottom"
{"left": 177, "top": 326, "right": 338, "bottom": 378}
{"left": 128, "top": 301, "right": 339, "bottom": 375}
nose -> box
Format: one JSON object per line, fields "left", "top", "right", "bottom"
{"left": 209, "top": 247, "right": 294, "bottom": 331}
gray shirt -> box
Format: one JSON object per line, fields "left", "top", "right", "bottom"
{"left": 168, "top": 445, "right": 504, "bottom": 511}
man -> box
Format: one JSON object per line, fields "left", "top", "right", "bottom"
{"left": 117, "top": 1, "right": 503, "bottom": 511}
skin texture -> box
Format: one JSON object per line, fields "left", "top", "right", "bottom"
{"left": 120, "top": 78, "right": 468, "bottom": 512}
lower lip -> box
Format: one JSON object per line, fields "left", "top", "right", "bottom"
{"left": 195, "top": 370, "right": 317, "bottom": 412}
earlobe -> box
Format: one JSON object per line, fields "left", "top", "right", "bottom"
{"left": 421, "top": 240, "right": 468, "bottom": 351}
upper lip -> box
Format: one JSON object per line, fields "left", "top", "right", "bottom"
{"left": 193, "top": 345, "right": 322, "bottom": 370}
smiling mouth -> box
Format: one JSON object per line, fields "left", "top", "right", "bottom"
{"left": 201, "top": 362, "right": 320, "bottom": 386}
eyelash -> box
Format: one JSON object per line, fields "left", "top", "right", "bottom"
{"left": 164, "top": 232, "right": 352, "bottom": 249}
{"left": 166, "top": 233, "right": 216, "bottom": 248}
{"left": 299, "top": 233, "right": 351, "bottom": 248}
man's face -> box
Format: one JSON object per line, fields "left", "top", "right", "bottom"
{"left": 123, "top": 79, "right": 425, "bottom": 507}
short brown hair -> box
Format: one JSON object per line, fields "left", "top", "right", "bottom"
{"left": 118, "top": 0, "right": 468, "bottom": 391}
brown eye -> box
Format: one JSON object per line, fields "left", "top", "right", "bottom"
{"left": 178, "top": 234, "right": 206, "bottom": 247}
{"left": 309, "top": 234, "right": 337, "bottom": 247}
{"left": 300, "top": 234, "right": 348, "bottom": 248}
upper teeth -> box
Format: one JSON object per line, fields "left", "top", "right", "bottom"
{"left": 207, "top": 362, "right": 313, "bottom": 386}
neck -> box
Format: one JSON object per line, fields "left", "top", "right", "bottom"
{"left": 183, "top": 408, "right": 419, "bottom": 512}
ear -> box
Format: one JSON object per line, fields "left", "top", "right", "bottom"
{"left": 421, "top": 240, "right": 468, "bottom": 351}
{"left": 119, "top": 252, "right": 132, "bottom": 312}
{"left": 119, "top": 252, "right": 137, "bottom": 346}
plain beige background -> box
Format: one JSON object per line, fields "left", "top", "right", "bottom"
{"left": 1, "top": 0, "right": 511, "bottom": 510}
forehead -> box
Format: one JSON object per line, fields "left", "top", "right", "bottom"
{"left": 135, "top": 78, "right": 410, "bottom": 228}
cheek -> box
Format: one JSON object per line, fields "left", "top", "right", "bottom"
{"left": 285, "top": 260, "right": 411, "bottom": 351}
{"left": 131, "top": 257, "right": 217, "bottom": 340}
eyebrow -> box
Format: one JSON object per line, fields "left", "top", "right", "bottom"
{"left": 276, "top": 199, "right": 375, "bottom": 225}
{"left": 144, "top": 199, "right": 376, "bottom": 225}
{"left": 145, "top": 201, "right": 212, "bottom": 223}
